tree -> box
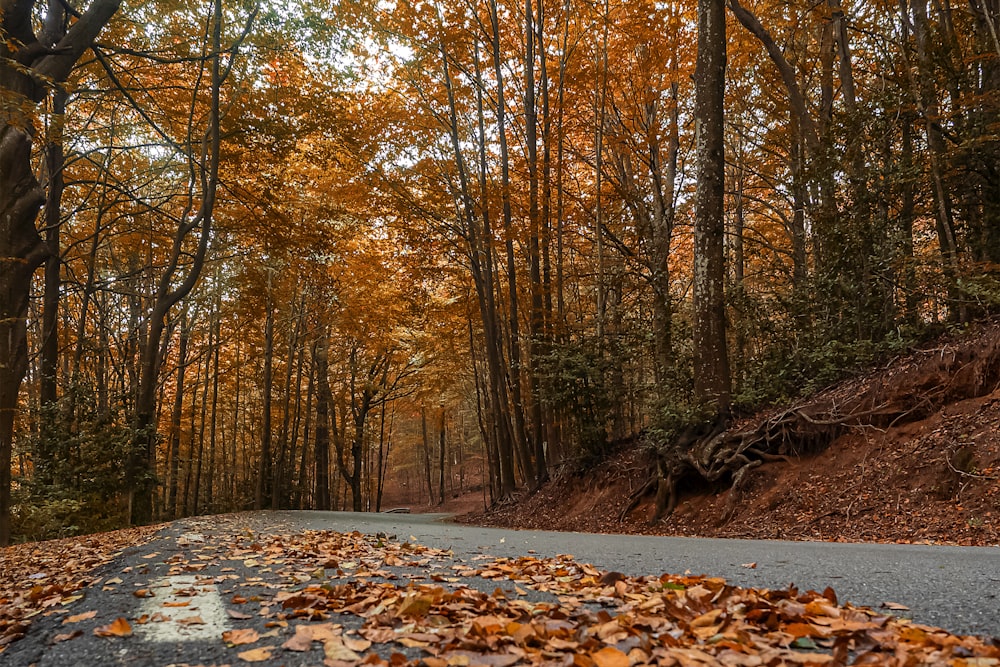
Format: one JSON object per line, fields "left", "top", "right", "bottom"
{"left": 0, "top": 0, "right": 120, "bottom": 544}
{"left": 693, "top": 0, "right": 731, "bottom": 415}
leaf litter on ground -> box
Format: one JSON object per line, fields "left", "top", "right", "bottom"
{"left": 0, "top": 525, "right": 160, "bottom": 651}
{"left": 4, "top": 514, "right": 1000, "bottom": 666}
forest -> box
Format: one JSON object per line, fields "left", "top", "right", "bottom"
{"left": 1, "top": 0, "right": 998, "bottom": 545}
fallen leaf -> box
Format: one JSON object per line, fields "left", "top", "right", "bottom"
{"left": 324, "top": 639, "right": 361, "bottom": 662}
{"left": 742, "top": 562, "right": 758, "bottom": 569}
{"left": 176, "top": 615, "right": 205, "bottom": 625}
{"left": 227, "top": 609, "right": 253, "bottom": 619}
{"left": 133, "top": 589, "right": 155, "bottom": 598}
{"left": 881, "top": 601, "right": 910, "bottom": 611}
{"left": 343, "top": 635, "right": 372, "bottom": 651}
{"left": 282, "top": 626, "right": 314, "bottom": 651}
{"left": 237, "top": 647, "right": 273, "bottom": 662}
{"left": 93, "top": 617, "right": 132, "bottom": 637}
{"left": 51, "top": 630, "right": 82, "bottom": 643}
{"left": 223, "top": 628, "right": 260, "bottom": 646}
{"left": 591, "top": 647, "right": 629, "bottom": 667}
{"left": 63, "top": 610, "right": 97, "bottom": 624}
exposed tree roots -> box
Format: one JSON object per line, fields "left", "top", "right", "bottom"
{"left": 624, "top": 325, "right": 1000, "bottom": 525}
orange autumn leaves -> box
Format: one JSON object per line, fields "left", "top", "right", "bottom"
{"left": 160, "top": 526, "right": 1000, "bottom": 666}
{"left": 7, "top": 519, "right": 1000, "bottom": 666}
{"left": 0, "top": 525, "right": 159, "bottom": 652}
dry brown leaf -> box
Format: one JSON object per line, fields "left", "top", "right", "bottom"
{"left": 62, "top": 610, "right": 97, "bottom": 624}
{"left": 176, "top": 615, "right": 205, "bottom": 625}
{"left": 226, "top": 609, "right": 253, "bottom": 619}
{"left": 51, "top": 630, "right": 82, "bottom": 643}
{"left": 342, "top": 636, "right": 371, "bottom": 652}
{"left": 237, "top": 647, "right": 273, "bottom": 662}
{"left": 223, "top": 628, "right": 260, "bottom": 646}
{"left": 323, "top": 638, "right": 361, "bottom": 662}
{"left": 282, "top": 625, "right": 314, "bottom": 651}
{"left": 591, "top": 647, "right": 629, "bottom": 667}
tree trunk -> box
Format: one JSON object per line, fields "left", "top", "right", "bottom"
{"left": 421, "top": 407, "right": 434, "bottom": 505}
{"left": 167, "top": 309, "right": 190, "bottom": 518}
{"left": 0, "top": 0, "right": 120, "bottom": 544}
{"left": 693, "top": 0, "right": 731, "bottom": 414}
{"left": 313, "top": 336, "right": 332, "bottom": 510}
{"left": 438, "top": 408, "right": 446, "bottom": 505}
{"left": 256, "top": 281, "right": 275, "bottom": 510}
{"left": 38, "top": 88, "right": 67, "bottom": 487}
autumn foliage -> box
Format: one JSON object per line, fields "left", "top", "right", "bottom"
{"left": 1, "top": 0, "right": 999, "bottom": 540}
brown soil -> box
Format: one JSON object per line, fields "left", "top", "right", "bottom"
{"left": 457, "top": 323, "right": 1000, "bottom": 546}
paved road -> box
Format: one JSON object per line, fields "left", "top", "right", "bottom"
{"left": 4, "top": 510, "right": 998, "bottom": 666}
{"left": 276, "top": 511, "right": 1000, "bottom": 638}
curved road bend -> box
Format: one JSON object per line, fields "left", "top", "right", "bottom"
{"left": 272, "top": 510, "right": 1000, "bottom": 639}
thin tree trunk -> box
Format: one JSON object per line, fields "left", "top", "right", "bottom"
{"left": 421, "top": 407, "right": 434, "bottom": 505}
{"left": 438, "top": 408, "right": 446, "bottom": 505}
{"left": 256, "top": 278, "right": 275, "bottom": 510}
{"left": 167, "top": 309, "right": 189, "bottom": 519}
{"left": 313, "top": 336, "right": 332, "bottom": 510}
{"left": 38, "top": 87, "right": 67, "bottom": 487}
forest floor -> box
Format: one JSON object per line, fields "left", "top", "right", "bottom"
{"left": 458, "top": 323, "right": 1000, "bottom": 547}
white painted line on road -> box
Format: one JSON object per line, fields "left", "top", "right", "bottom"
{"left": 136, "top": 567, "right": 231, "bottom": 642}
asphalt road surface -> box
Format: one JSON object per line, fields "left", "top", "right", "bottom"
{"left": 273, "top": 511, "right": 1000, "bottom": 638}
{"left": 3, "top": 510, "right": 998, "bottom": 666}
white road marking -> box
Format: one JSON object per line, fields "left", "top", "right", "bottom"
{"left": 136, "top": 534, "right": 231, "bottom": 642}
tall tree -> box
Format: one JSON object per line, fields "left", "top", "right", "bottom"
{"left": 693, "top": 0, "right": 731, "bottom": 414}
{"left": 0, "top": 0, "right": 120, "bottom": 544}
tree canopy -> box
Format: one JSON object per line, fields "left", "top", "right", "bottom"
{"left": 1, "top": 0, "right": 998, "bottom": 542}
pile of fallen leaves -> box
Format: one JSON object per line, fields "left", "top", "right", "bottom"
{"left": 74, "top": 519, "right": 999, "bottom": 666}
{"left": 0, "top": 525, "right": 160, "bottom": 651}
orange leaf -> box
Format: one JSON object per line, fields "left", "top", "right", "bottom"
{"left": 176, "top": 615, "right": 205, "bottom": 625}
{"left": 237, "top": 647, "right": 273, "bottom": 662}
{"left": 63, "top": 610, "right": 97, "bottom": 624}
{"left": 223, "top": 628, "right": 260, "bottom": 646}
{"left": 591, "top": 646, "right": 629, "bottom": 667}
{"left": 93, "top": 617, "right": 132, "bottom": 637}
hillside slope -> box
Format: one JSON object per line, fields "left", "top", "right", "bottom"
{"left": 463, "top": 324, "right": 1000, "bottom": 546}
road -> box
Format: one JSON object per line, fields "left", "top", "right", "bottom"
{"left": 3, "top": 510, "right": 997, "bottom": 666}
{"left": 275, "top": 511, "right": 1000, "bottom": 638}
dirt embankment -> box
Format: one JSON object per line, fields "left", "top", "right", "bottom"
{"left": 461, "top": 325, "right": 1000, "bottom": 546}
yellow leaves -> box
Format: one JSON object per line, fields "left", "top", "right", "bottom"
{"left": 93, "top": 617, "right": 132, "bottom": 637}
